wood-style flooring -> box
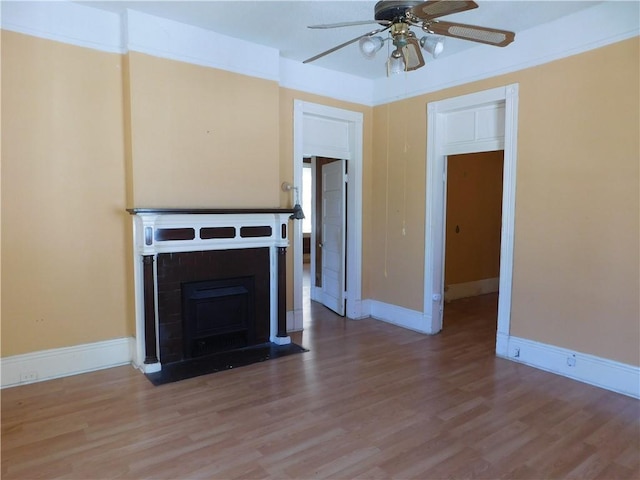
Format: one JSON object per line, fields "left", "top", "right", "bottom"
{"left": 2, "top": 294, "right": 639, "bottom": 479}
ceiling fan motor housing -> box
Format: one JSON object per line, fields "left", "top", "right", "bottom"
{"left": 374, "top": 1, "right": 424, "bottom": 24}
{"left": 304, "top": 1, "right": 514, "bottom": 67}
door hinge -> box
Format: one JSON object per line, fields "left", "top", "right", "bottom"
{"left": 343, "top": 291, "right": 348, "bottom": 299}
{"left": 344, "top": 174, "right": 349, "bottom": 183}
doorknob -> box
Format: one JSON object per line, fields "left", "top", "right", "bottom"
{"left": 319, "top": 243, "right": 323, "bottom": 248}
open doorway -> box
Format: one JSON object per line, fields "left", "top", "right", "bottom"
{"left": 424, "top": 84, "right": 519, "bottom": 359}
{"left": 303, "top": 156, "right": 347, "bottom": 317}
{"left": 445, "top": 151, "right": 504, "bottom": 303}
{"left": 290, "top": 101, "right": 364, "bottom": 332}
{"left": 309, "top": 157, "right": 348, "bottom": 316}
{"left": 443, "top": 151, "right": 504, "bottom": 339}
{"left": 302, "top": 160, "right": 313, "bottom": 310}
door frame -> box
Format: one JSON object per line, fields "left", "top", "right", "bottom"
{"left": 292, "top": 101, "right": 364, "bottom": 327}
{"left": 423, "top": 84, "right": 519, "bottom": 357}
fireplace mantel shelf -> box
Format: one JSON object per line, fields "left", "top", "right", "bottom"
{"left": 127, "top": 208, "right": 295, "bottom": 215}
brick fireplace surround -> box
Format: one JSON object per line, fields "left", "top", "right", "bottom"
{"left": 127, "top": 208, "right": 294, "bottom": 374}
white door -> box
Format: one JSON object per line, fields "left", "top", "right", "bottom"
{"left": 320, "top": 160, "right": 346, "bottom": 316}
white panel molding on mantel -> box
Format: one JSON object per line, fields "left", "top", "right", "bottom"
{"left": 2, "top": 1, "right": 638, "bottom": 107}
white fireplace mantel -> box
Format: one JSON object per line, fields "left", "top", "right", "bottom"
{"left": 128, "top": 208, "right": 294, "bottom": 374}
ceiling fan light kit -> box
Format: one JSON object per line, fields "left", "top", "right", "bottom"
{"left": 305, "top": 0, "right": 515, "bottom": 75}
{"left": 387, "top": 49, "right": 406, "bottom": 75}
{"left": 420, "top": 35, "right": 445, "bottom": 58}
{"left": 358, "top": 36, "right": 385, "bottom": 59}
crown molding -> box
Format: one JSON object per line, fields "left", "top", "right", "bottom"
{"left": 123, "top": 9, "right": 280, "bottom": 82}
{"left": 2, "top": 1, "right": 638, "bottom": 107}
{"left": 1, "top": 0, "right": 123, "bottom": 53}
{"left": 279, "top": 58, "right": 374, "bottom": 106}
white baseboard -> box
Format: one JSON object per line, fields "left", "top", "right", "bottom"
{"left": 369, "top": 300, "right": 433, "bottom": 334}
{"left": 368, "top": 302, "right": 639, "bottom": 399}
{"left": 271, "top": 335, "right": 292, "bottom": 346}
{"left": 348, "top": 299, "right": 371, "bottom": 319}
{"left": 286, "top": 309, "right": 304, "bottom": 332}
{"left": 495, "top": 332, "right": 509, "bottom": 358}
{"left": 1, "top": 337, "right": 133, "bottom": 388}
{"left": 499, "top": 335, "right": 640, "bottom": 399}
{"left": 445, "top": 277, "right": 499, "bottom": 301}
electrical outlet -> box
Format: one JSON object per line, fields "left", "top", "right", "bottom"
{"left": 567, "top": 355, "right": 576, "bottom": 367}
{"left": 20, "top": 371, "right": 38, "bottom": 382}
{"left": 512, "top": 346, "right": 520, "bottom": 358}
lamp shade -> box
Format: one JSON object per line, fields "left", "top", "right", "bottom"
{"left": 291, "top": 203, "right": 305, "bottom": 220}
{"left": 358, "top": 35, "right": 384, "bottom": 59}
{"left": 387, "top": 50, "right": 405, "bottom": 75}
{"left": 420, "top": 35, "right": 445, "bottom": 58}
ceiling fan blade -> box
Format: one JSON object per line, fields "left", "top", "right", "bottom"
{"left": 427, "top": 20, "right": 515, "bottom": 47}
{"left": 410, "top": 0, "right": 478, "bottom": 20}
{"left": 403, "top": 37, "right": 426, "bottom": 71}
{"left": 308, "top": 20, "right": 391, "bottom": 29}
{"left": 303, "top": 27, "right": 390, "bottom": 64}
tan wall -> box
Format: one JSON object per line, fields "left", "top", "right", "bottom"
{"left": 370, "top": 38, "right": 639, "bottom": 366}
{"left": 445, "top": 151, "right": 503, "bottom": 285}
{"left": 0, "top": 31, "right": 373, "bottom": 354}
{"left": 278, "top": 88, "right": 374, "bottom": 310}
{"left": 127, "top": 52, "right": 280, "bottom": 208}
{"left": 3, "top": 28, "right": 638, "bottom": 369}
{"left": 370, "top": 99, "right": 430, "bottom": 311}
{"left": 1, "top": 31, "right": 130, "bottom": 356}
{"left": 510, "top": 39, "right": 639, "bottom": 365}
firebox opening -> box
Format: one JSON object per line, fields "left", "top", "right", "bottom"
{"left": 182, "top": 276, "right": 255, "bottom": 359}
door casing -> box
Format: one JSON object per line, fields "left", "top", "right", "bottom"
{"left": 292, "top": 101, "right": 364, "bottom": 329}
{"left": 424, "top": 84, "right": 519, "bottom": 358}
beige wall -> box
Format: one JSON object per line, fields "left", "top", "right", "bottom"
{"left": 370, "top": 99, "right": 430, "bottom": 311}
{"left": 0, "top": 32, "right": 373, "bottom": 354}
{"left": 510, "top": 39, "right": 639, "bottom": 365}
{"left": 127, "top": 52, "right": 281, "bottom": 208}
{"left": 370, "top": 38, "right": 639, "bottom": 366}
{"left": 1, "top": 31, "right": 130, "bottom": 356}
{"left": 2, "top": 28, "right": 638, "bottom": 369}
{"left": 445, "top": 151, "right": 503, "bottom": 285}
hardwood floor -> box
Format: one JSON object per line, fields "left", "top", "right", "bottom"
{"left": 2, "top": 294, "right": 639, "bottom": 479}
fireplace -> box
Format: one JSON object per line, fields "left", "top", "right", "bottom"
{"left": 127, "top": 208, "right": 293, "bottom": 374}
{"left": 181, "top": 277, "right": 254, "bottom": 358}
{"left": 156, "top": 248, "right": 271, "bottom": 364}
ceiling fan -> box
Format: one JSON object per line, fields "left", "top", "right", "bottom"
{"left": 304, "top": 0, "right": 515, "bottom": 75}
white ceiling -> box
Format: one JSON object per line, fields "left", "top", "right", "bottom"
{"left": 78, "top": 1, "right": 603, "bottom": 79}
